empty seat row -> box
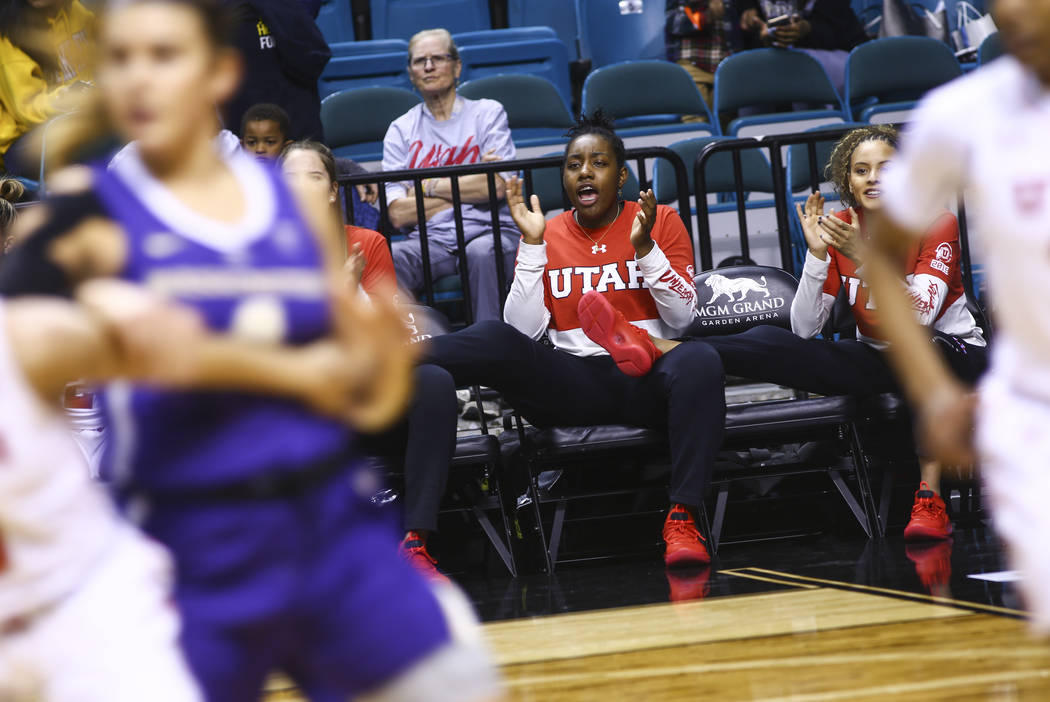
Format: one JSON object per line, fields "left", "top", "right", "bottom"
{"left": 316, "top": 0, "right": 667, "bottom": 67}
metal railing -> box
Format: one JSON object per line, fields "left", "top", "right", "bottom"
{"left": 337, "top": 146, "right": 693, "bottom": 324}
{"left": 692, "top": 128, "right": 978, "bottom": 301}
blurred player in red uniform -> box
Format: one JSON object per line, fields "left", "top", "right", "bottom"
{"left": 864, "top": 0, "right": 1050, "bottom": 632}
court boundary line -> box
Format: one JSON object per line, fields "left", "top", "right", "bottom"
{"left": 734, "top": 567, "right": 1026, "bottom": 619}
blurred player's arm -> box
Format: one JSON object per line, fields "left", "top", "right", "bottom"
{"left": 863, "top": 89, "right": 976, "bottom": 465}
{"left": 4, "top": 287, "right": 386, "bottom": 426}
{"left": 864, "top": 213, "right": 975, "bottom": 465}
{"left": 290, "top": 171, "right": 416, "bottom": 432}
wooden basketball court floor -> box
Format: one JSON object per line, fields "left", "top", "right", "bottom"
{"left": 264, "top": 565, "right": 1050, "bottom": 701}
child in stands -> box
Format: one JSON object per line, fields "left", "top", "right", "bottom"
{"left": 240, "top": 102, "right": 291, "bottom": 161}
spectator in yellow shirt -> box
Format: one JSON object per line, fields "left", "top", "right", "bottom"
{"left": 0, "top": 0, "right": 95, "bottom": 177}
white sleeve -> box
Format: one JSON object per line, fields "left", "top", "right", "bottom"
{"left": 791, "top": 250, "right": 836, "bottom": 339}
{"left": 381, "top": 121, "right": 410, "bottom": 203}
{"left": 906, "top": 273, "right": 950, "bottom": 327}
{"left": 881, "top": 90, "right": 970, "bottom": 233}
{"left": 502, "top": 240, "right": 550, "bottom": 340}
{"left": 636, "top": 242, "right": 697, "bottom": 332}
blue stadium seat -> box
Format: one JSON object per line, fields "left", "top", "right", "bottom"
{"left": 582, "top": 61, "right": 715, "bottom": 149}
{"left": 452, "top": 27, "right": 557, "bottom": 47}
{"left": 507, "top": 0, "right": 582, "bottom": 60}
{"left": 844, "top": 37, "right": 962, "bottom": 123}
{"left": 318, "top": 39, "right": 410, "bottom": 98}
{"left": 457, "top": 38, "right": 573, "bottom": 115}
{"left": 652, "top": 137, "right": 774, "bottom": 206}
{"left": 458, "top": 74, "right": 574, "bottom": 158}
{"left": 320, "top": 86, "right": 419, "bottom": 164}
{"left": 977, "top": 31, "right": 1002, "bottom": 65}
{"left": 315, "top": 0, "right": 355, "bottom": 43}
{"left": 713, "top": 49, "right": 847, "bottom": 137}
{"left": 371, "top": 0, "right": 490, "bottom": 40}
{"left": 575, "top": 0, "right": 665, "bottom": 67}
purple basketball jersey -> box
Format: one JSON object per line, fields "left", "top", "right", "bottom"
{"left": 92, "top": 150, "right": 353, "bottom": 492}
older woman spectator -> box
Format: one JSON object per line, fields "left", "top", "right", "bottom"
{"left": 382, "top": 28, "right": 520, "bottom": 323}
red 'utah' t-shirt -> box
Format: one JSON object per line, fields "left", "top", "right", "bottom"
{"left": 537, "top": 201, "right": 697, "bottom": 353}
{"left": 823, "top": 208, "right": 966, "bottom": 340}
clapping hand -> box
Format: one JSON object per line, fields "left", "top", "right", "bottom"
{"left": 506, "top": 175, "right": 546, "bottom": 245}
{"left": 818, "top": 206, "right": 866, "bottom": 264}
{"left": 630, "top": 189, "right": 658, "bottom": 256}
{"left": 796, "top": 191, "right": 829, "bottom": 260}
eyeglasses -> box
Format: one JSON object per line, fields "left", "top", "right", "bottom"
{"left": 409, "top": 53, "right": 455, "bottom": 69}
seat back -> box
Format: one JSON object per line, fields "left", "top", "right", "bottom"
{"left": 458, "top": 75, "right": 574, "bottom": 129}
{"left": 370, "top": 0, "right": 490, "bottom": 40}
{"left": 845, "top": 37, "right": 961, "bottom": 118}
{"left": 977, "top": 31, "right": 1003, "bottom": 65}
{"left": 686, "top": 265, "right": 799, "bottom": 337}
{"left": 457, "top": 38, "right": 573, "bottom": 110}
{"left": 583, "top": 61, "right": 712, "bottom": 124}
{"left": 714, "top": 49, "right": 843, "bottom": 116}
{"left": 507, "top": 0, "right": 582, "bottom": 59}
{"left": 575, "top": 0, "right": 666, "bottom": 66}
{"left": 316, "top": 0, "right": 355, "bottom": 43}
{"left": 452, "top": 27, "right": 557, "bottom": 46}
{"left": 320, "top": 86, "right": 420, "bottom": 150}
{"left": 319, "top": 40, "right": 412, "bottom": 96}
{"left": 653, "top": 137, "right": 775, "bottom": 204}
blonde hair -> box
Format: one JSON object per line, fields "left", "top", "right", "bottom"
{"left": 407, "top": 28, "right": 460, "bottom": 63}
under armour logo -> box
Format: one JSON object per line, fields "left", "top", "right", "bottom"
{"left": 591, "top": 244, "right": 607, "bottom": 254}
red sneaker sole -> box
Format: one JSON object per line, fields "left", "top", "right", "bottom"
{"left": 664, "top": 547, "right": 712, "bottom": 568}
{"left": 578, "top": 291, "right": 653, "bottom": 377}
{"left": 903, "top": 522, "right": 953, "bottom": 541}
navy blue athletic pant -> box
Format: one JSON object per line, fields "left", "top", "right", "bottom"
{"left": 421, "top": 321, "right": 987, "bottom": 509}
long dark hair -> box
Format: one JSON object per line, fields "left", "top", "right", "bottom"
{"left": 0, "top": 0, "right": 77, "bottom": 79}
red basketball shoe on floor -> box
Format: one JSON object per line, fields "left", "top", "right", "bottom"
{"left": 577, "top": 291, "right": 662, "bottom": 376}
{"left": 903, "top": 482, "right": 953, "bottom": 541}
{"left": 399, "top": 531, "right": 450, "bottom": 584}
{"left": 663, "top": 504, "right": 711, "bottom": 567}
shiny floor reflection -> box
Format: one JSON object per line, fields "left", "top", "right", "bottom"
{"left": 457, "top": 524, "right": 1023, "bottom": 623}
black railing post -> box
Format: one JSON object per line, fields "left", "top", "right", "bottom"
{"left": 486, "top": 171, "right": 509, "bottom": 311}
{"left": 730, "top": 148, "right": 749, "bottom": 262}
{"left": 413, "top": 179, "right": 435, "bottom": 307}
{"left": 766, "top": 137, "right": 795, "bottom": 272}
{"left": 449, "top": 176, "right": 473, "bottom": 323}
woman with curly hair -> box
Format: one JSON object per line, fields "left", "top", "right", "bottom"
{"left": 580, "top": 125, "right": 988, "bottom": 542}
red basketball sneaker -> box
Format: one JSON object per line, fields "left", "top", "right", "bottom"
{"left": 662, "top": 504, "right": 711, "bottom": 567}
{"left": 903, "top": 482, "right": 953, "bottom": 541}
{"left": 577, "top": 291, "right": 662, "bottom": 376}
{"left": 399, "top": 531, "right": 450, "bottom": 584}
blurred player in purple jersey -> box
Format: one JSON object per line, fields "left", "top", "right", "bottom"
{"left": 0, "top": 1, "right": 504, "bottom": 700}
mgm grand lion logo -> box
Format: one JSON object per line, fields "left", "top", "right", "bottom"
{"left": 696, "top": 274, "right": 787, "bottom": 328}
